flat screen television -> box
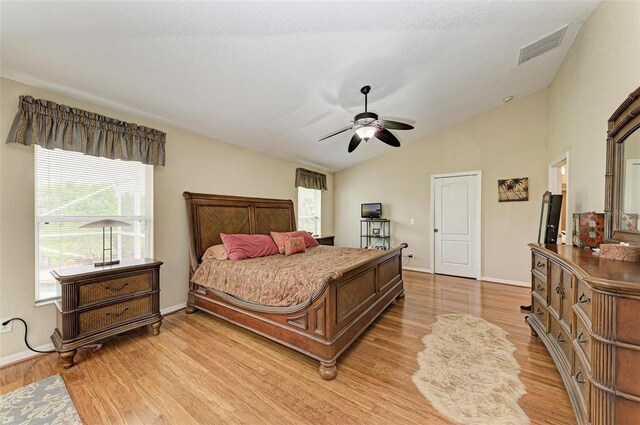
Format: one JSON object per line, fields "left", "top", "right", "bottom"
{"left": 361, "top": 203, "right": 382, "bottom": 219}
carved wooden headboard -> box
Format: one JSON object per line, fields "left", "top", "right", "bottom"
{"left": 183, "top": 192, "right": 296, "bottom": 270}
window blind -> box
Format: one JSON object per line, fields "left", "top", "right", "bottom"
{"left": 297, "top": 187, "right": 321, "bottom": 236}
{"left": 35, "top": 146, "right": 153, "bottom": 302}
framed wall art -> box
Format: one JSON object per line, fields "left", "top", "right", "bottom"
{"left": 498, "top": 177, "right": 529, "bottom": 202}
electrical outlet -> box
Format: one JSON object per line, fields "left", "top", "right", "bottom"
{"left": 410, "top": 218, "right": 415, "bottom": 225}
{"left": 0, "top": 319, "right": 12, "bottom": 334}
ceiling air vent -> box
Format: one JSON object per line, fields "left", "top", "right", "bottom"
{"left": 518, "top": 24, "right": 569, "bottom": 65}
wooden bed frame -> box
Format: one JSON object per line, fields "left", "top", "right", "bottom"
{"left": 183, "top": 192, "right": 407, "bottom": 379}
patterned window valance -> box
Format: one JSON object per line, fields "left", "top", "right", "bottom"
{"left": 6, "top": 95, "right": 166, "bottom": 166}
{"left": 295, "top": 168, "right": 327, "bottom": 191}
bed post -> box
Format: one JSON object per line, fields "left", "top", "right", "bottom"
{"left": 183, "top": 192, "right": 201, "bottom": 314}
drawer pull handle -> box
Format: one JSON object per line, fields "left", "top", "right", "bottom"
{"left": 555, "top": 286, "right": 561, "bottom": 294}
{"left": 561, "top": 289, "right": 566, "bottom": 299}
{"left": 106, "top": 307, "right": 130, "bottom": 318}
{"left": 556, "top": 332, "right": 566, "bottom": 343}
{"left": 578, "top": 293, "right": 591, "bottom": 304}
{"left": 577, "top": 332, "right": 588, "bottom": 344}
{"left": 574, "top": 369, "right": 586, "bottom": 384}
{"left": 535, "top": 283, "right": 545, "bottom": 291}
{"left": 535, "top": 308, "right": 544, "bottom": 316}
{"left": 536, "top": 261, "right": 545, "bottom": 268}
{"left": 104, "top": 282, "right": 129, "bottom": 292}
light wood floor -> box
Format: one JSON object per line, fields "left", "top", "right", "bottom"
{"left": 1, "top": 271, "right": 575, "bottom": 424}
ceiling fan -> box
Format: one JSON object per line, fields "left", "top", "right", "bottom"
{"left": 319, "top": 85, "right": 414, "bottom": 153}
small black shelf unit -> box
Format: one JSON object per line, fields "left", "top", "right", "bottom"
{"left": 360, "top": 219, "right": 391, "bottom": 250}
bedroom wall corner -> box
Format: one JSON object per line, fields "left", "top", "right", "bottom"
{"left": 547, "top": 0, "right": 640, "bottom": 220}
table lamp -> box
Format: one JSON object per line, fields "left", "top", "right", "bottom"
{"left": 79, "top": 219, "right": 131, "bottom": 266}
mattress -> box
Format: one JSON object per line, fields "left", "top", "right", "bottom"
{"left": 190, "top": 245, "right": 386, "bottom": 307}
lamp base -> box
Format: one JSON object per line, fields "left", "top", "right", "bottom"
{"left": 94, "top": 260, "right": 120, "bottom": 267}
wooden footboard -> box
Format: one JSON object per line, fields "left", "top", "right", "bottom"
{"left": 183, "top": 192, "right": 407, "bottom": 379}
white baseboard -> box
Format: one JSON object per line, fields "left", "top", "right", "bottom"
{"left": 403, "top": 266, "right": 433, "bottom": 274}
{"left": 1, "top": 302, "right": 187, "bottom": 368}
{"left": 480, "top": 276, "right": 530, "bottom": 287}
{"left": 0, "top": 342, "right": 55, "bottom": 368}
{"left": 161, "top": 302, "right": 187, "bottom": 316}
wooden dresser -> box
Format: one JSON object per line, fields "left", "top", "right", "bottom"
{"left": 527, "top": 244, "right": 640, "bottom": 424}
{"left": 51, "top": 258, "right": 163, "bottom": 368}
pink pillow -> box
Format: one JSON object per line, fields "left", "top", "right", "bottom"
{"left": 284, "top": 237, "right": 306, "bottom": 256}
{"left": 270, "top": 231, "right": 319, "bottom": 254}
{"left": 220, "top": 233, "right": 280, "bottom": 261}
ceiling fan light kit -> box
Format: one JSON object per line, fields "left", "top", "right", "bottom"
{"left": 319, "top": 85, "right": 414, "bottom": 153}
{"left": 355, "top": 126, "right": 376, "bottom": 141}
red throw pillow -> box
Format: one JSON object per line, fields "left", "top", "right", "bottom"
{"left": 220, "top": 233, "right": 280, "bottom": 261}
{"left": 270, "top": 231, "right": 319, "bottom": 254}
{"left": 284, "top": 236, "right": 306, "bottom": 256}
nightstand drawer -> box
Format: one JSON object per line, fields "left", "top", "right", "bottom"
{"left": 79, "top": 272, "right": 152, "bottom": 306}
{"left": 79, "top": 296, "right": 152, "bottom": 335}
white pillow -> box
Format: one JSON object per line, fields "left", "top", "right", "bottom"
{"left": 202, "top": 244, "right": 228, "bottom": 261}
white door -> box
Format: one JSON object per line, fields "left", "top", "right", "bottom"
{"left": 433, "top": 174, "right": 480, "bottom": 278}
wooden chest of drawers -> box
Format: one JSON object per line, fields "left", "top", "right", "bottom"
{"left": 314, "top": 235, "right": 335, "bottom": 246}
{"left": 527, "top": 244, "right": 640, "bottom": 425}
{"left": 51, "top": 258, "right": 163, "bottom": 368}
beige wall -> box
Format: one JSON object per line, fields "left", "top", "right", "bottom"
{"left": 0, "top": 77, "right": 333, "bottom": 360}
{"left": 334, "top": 89, "right": 550, "bottom": 284}
{"left": 548, "top": 0, "right": 640, "bottom": 216}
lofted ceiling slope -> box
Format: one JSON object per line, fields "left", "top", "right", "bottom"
{"left": 1, "top": 1, "right": 599, "bottom": 171}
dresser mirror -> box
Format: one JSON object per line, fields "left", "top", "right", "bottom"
{"left": 605, "top": 86, "right": 640, "bottom": 244}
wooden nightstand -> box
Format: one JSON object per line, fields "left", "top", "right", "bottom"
{"left": 50, "top": 258, "right": 163, "bottom": 368}
{"left": 314, "top": 235, "right": 335, "bottom": 246}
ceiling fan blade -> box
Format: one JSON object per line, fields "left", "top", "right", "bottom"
{"left": 348, "top": 133, "right": 362, "bottom": 153}
{"left": 319, "top": 125, "right": 353, "bottom": 141}
{"left": 375, "top": 128, "right": 401, "bottom": 148}
{"left": 378, "top": 120, "right": 414, "bottom": 130}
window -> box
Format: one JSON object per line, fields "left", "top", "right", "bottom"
{"left": 297, "top": 187, "right": 321, "bottom": 236}
{"left": 35, "top": 146, "right": 153, "bottom": 302}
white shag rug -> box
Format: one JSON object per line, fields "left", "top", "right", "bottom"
{"left": 412, "top": 314, "right": 530, "bottom": 425}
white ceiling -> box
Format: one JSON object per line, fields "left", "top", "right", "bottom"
{"left": 1, "top": 1, "right": 599, "bottom": 172}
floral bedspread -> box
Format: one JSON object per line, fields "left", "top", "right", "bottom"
{"left": 191, "top": 245, "right": 386, "bottom": 307}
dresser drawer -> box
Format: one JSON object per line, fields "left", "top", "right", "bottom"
{"left": 561, "top": 269, "right": 574, "bottom": 332}
{"left": 79, "top": 272, "right": 152, "bottom": 306}
{"left": 575, "top": 314, "right": 592, "bottom": 364}
{"left": 576, "top": 279, "right": 593, "bottom": 323}
{"left": 551, "top": 317, "right": 571, "bottom": 366}
{"left": 532, "top": 276, "right": 548, "bottom": 303}
{"left": 531, "top": 295, "right": 549, "bottom": 332}
{"left": 79, "top": 296, "right": 153, "bottom": 335}
{"left": 572, "top": 352, "right": 590, "bottom": 420}
{"left": 533, "top": 253, "right": 548, "bottom": 277}
{"left": 549, "top": 262, "right": 563, "bottom": 317}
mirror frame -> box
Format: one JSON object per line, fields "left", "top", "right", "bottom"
{"left": 605, "top": 86, "right": 640, "bottom": 244}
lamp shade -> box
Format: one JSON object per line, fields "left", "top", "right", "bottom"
{"left": 356, "top": 126, "right": 376, "bottom": 141}
{"left": 80, "top": 219, "right": 131, "bottom": 229}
